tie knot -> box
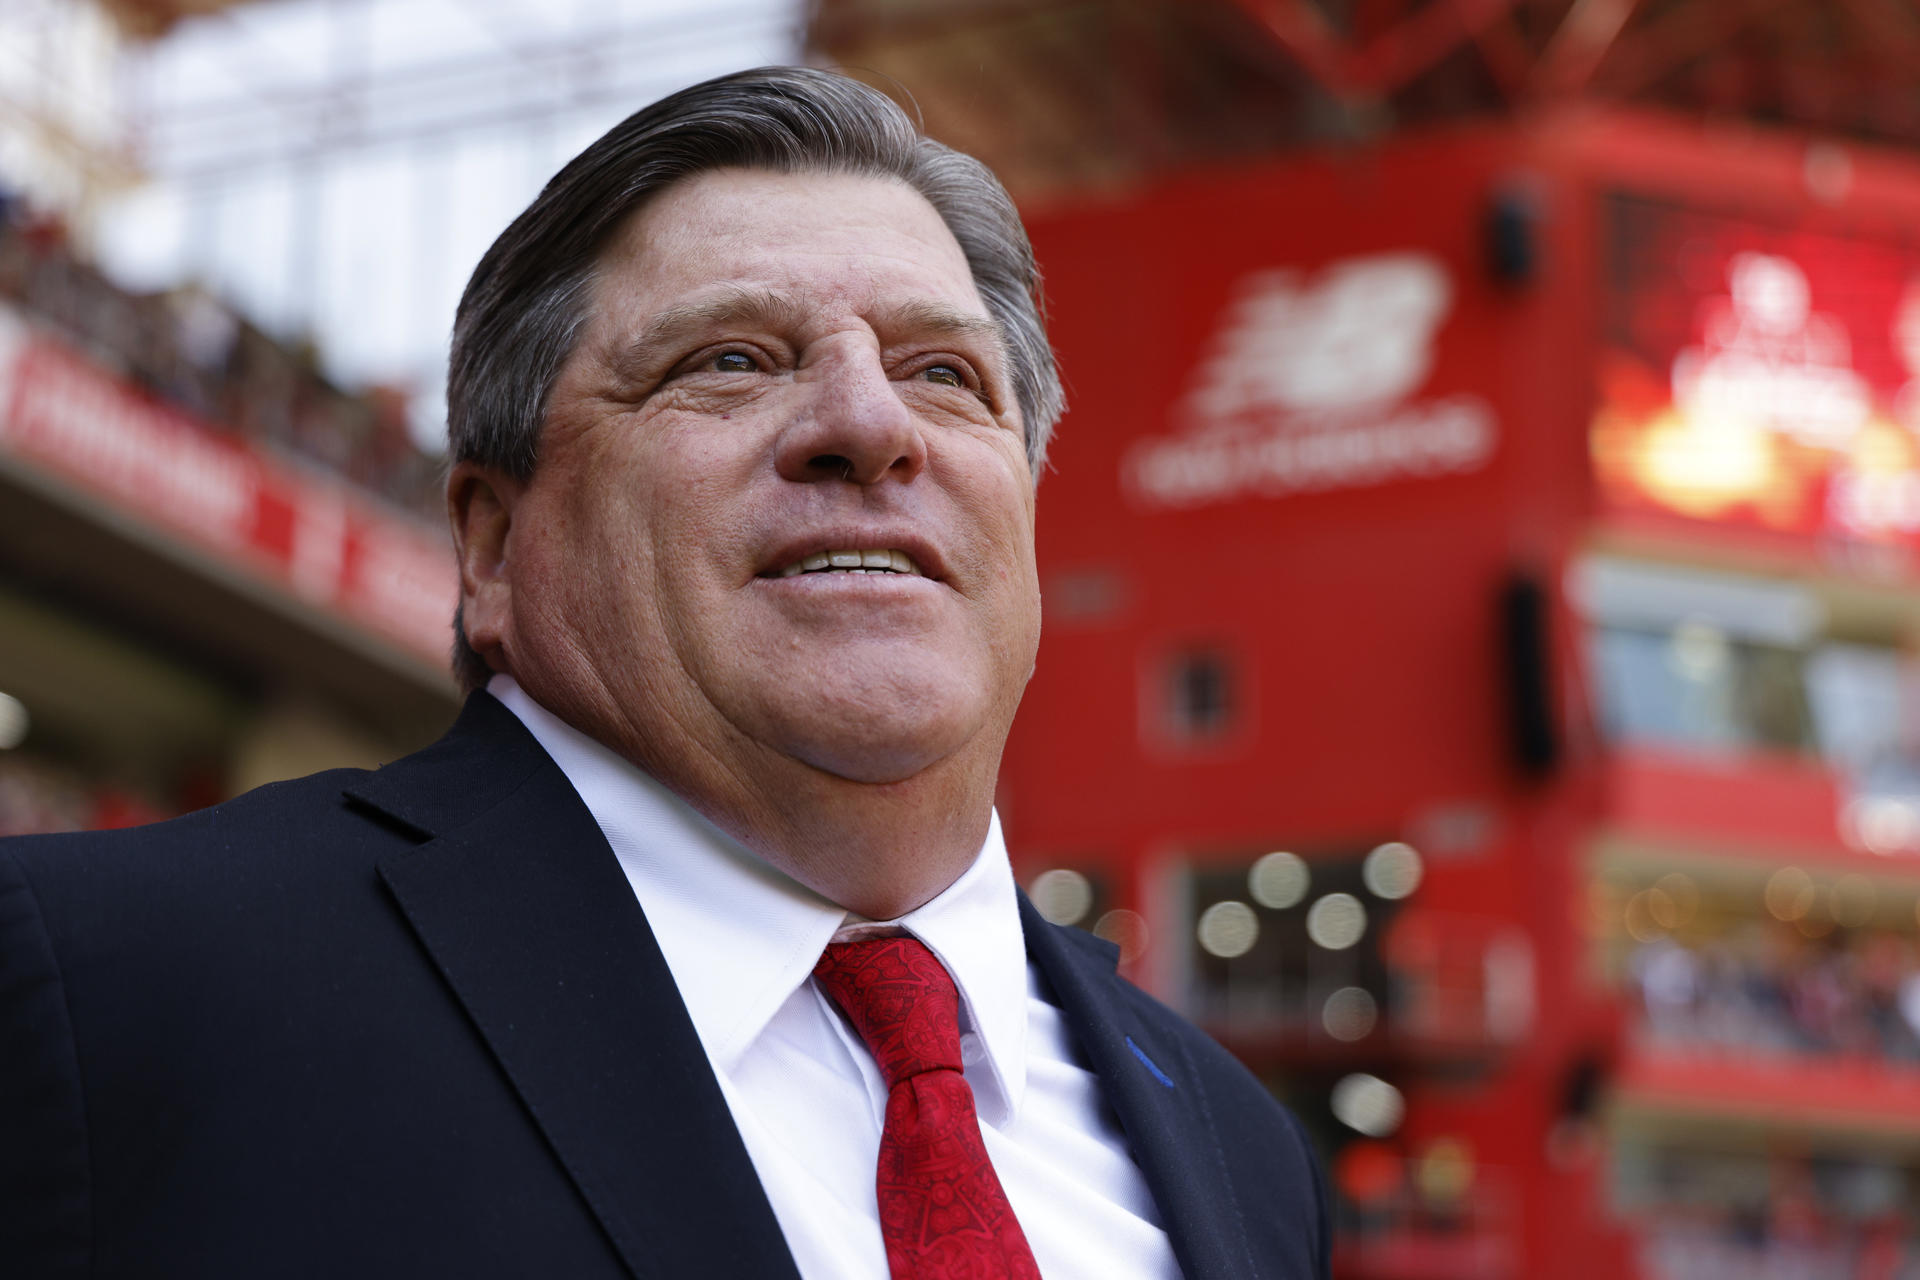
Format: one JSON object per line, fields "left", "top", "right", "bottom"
{"left": 813, "top": 935, "right": 964, "bottom": 1087}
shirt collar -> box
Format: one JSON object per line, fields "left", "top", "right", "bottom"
{"left": 486, "top": 675, "right": 1030, "bottom": 1122}
{"left": 882, "top": 810, "right": 1030, "bottom": 1124}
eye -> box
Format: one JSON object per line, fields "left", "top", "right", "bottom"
{"left": 711, "top": 350, "right": 756, "bottom": 373}
{"left": 920, "top": 363, "right": 966, "bottom": 388}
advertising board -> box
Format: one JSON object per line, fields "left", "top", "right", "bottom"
{"left": 0, "top": 305, "right": 455, "bottom": 666}
{"left": 1594, "top": 195, "right": 1920, "bottom": 559}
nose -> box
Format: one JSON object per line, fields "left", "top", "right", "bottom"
{"left": 774, "top": 349, "right": 927, "bottom": 486}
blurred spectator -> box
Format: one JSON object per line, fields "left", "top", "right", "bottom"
{"left": 1, "top": 754, "right": 100, "bottom": 836}
{"left": 1632, "top": 1145, "right": 1920, "bottom": 1280}
{"left": 0, "top": 751, "right": 177, "bottom": 838}
{"left": 1628, "top": 923, "right": 1920, "bottom": 1065}
{"left": 0, "top": 195, "right": 441, "bottom": 519}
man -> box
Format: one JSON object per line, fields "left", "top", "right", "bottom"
{"left": 1, "top": 68, "right": 1328, "bottom": 1278}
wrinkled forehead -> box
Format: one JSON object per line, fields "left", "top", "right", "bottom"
{"left": 604, "top": 169, "right": 975, "bottom": 297}
{"left": 579, "top": 168, "right": 995, "bottom": 356}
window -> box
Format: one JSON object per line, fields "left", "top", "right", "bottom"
{"left": 1182, "top": 848, "right": 1408, "bottom": 1043}
{"left": 1574, "top": 558, "right": 1818, "bottom": 756}
{"left": 1164, "top": 649, "right": 1236, "bottom": 742}
{"left": 1588, "top": 623, "right": 1813, "bottom": 754}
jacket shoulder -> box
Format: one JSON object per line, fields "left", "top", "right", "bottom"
{"left": 1, "top": 690, "right": 543, "bottom": 903}
{"left": 0, "top": 768, "right": 388, "bottom": 1270}
{"left": 2, "top": 771, "right": 385, "bottom": 901}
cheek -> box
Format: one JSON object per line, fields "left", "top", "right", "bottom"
{"left": 982, "top": 487, "right": 1040, "bottom": 587}
{"left": 959, "top": 470, "right": 1041, "bottom": 661}
{"left": 940, "top": 433, "right": 1034, "bottom": 522}
{"left": 517, "top": 468, "right": 661, "bottom": 636}
{"left": 626, "top": 444, "right": 763, "bottom": 642}
{"left": 1003, "top": 572, "right": 1043, "bottom": 662}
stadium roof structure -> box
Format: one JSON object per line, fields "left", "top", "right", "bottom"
{"left": 810, "top": 0, "right": 1920, "bottom": 201}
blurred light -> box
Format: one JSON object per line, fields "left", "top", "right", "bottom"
{"left": 1644, "top": 887, "right": 1680, "bottom": 930}
{"left": 1093, "top": 910, "right": 1148, "bottom": 964}
{"left": 1415, "top": 1138, "right": 1475, "bottom": 1205}
{"left": 1652, "top": 872, "right": 1699, "bottom": 926}
{"left": 1248, "top": 851, "right": 1309, "bottom": 910}
{"left": 1847, "top": 798, "right": 1920, "bottom": 855}
{"left": 1623, "top": 891, "right": 1664, "bottom": 943}
{"left": 1765, "top": 866, "right": 1816, "bottom": 921}
{"left": 1306, "top": 893, "right": 1367, "bottom": 950}
{"left": 1196, "top": 901, "right": 1260, "bottom": 958}
{"left": 1030, "top": 869, "right": 1093, "bottom": 926}
{"left": 1668, "top": 619, "right": 1731, "bottom": 681}
{"left": 1796, "top": 895, "right": 1835, "bottom": 939}
{"left": 1588, "top": 883, "right": 1622, "bottom": 936}
{"left": 1322, "top": 987, "right": 1378, "bottom": 1041}
{"left": 1362, "top": 842, "right": 1423, "bottom": 900}
{"left": 1331, "top": 1073, "right": 1405, "bottom": 1137}
{"left": 0, "top": 691, "right": 25, "bottom": 750}
{"left": 1832, "top": 873, "right": 1877, "bottom": 929}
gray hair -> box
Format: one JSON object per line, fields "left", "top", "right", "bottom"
{"left": 446, "top": 65, "right": 1062, "bottom": 692}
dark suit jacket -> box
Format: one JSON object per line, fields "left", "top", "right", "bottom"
{"left": 1, "top": 693, "right": 1329, "bottom": 1279}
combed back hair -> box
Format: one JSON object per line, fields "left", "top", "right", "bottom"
{"left": 445, "top": 65, "right": 1062, "bottom": 692}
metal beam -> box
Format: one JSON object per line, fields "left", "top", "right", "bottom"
{"left": 135, "top": 6, "right": 801, "bottom": 179}
{"left": 1596, "top": 0, "right": 1773, "bottom": 97}
{"left": 1829, "top": 0, "right": 1920, "bottom": 78}
{"left": 1347, "top": 0, "right": 1528, "bottom": 97}
{"left": 1222, "top": 0, "right": 1357, "bottom": 97}
{"left": 150, "top": 2, "right": 785, "bottom": 131}
{"left": 1226, "top": 0, "right": 1531, "bottom": 100}
{"left": 1465, "top": 1, "right": 1539, "bottom": 100}
{"left": 1531, "top": 0, "right": 1641, "bottom": 98}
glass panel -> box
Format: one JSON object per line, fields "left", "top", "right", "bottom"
{"left": 1588, "top": 624, "right": 1813, "bottom": 755}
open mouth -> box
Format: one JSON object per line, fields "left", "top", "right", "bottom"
{"left": 772, "top": 548, "right": 924, "bottom": 578}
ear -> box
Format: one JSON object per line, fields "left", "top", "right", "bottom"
{"left": 447, "top": 461, "right": 526, "bottom": 676}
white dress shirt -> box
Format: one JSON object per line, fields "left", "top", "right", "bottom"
{"left": 490, "top": 675, "right": 1180, "bottom": 1279}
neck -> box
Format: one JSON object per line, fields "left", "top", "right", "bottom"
{"left": 503, "top": 672, "right": 1004, "bottom": 920}
{"left": 676, "top": 753, "right": 999, "bottom": 921}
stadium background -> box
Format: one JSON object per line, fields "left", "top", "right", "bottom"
{"left": 7, "top": 1, "right": 1920, "bottom": 1275}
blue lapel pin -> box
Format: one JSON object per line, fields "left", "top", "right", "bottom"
{"left": 1125, "top": 1036, "right": 1176, "bottom": 1089}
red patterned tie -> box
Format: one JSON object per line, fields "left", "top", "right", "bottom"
{"left": 813, "top": 936, "right": 1041, "bottom": 1280}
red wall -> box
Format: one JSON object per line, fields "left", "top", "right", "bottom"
{"left": 1002, "top": 108, "right": 1920, "bottom": 1279}
{"left": 1004, "top": 125, "right": 1588, "bottom": 872}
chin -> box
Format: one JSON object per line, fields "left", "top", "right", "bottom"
{"left": 788, "top": 722, "right": 972, "bottom": 786}
{"left": 764, "top": 694, "right": 989, "bottom": 786}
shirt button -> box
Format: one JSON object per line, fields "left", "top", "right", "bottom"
{"left": 960, "top": 1032, "right": 986, "bottom": 1066}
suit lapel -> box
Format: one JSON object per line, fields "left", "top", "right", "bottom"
{"left": 1021, "top": 895, "right": 1258, "bottom": 1280}
{"left": 348, "top": 697, "right": 801, "bottom": 1280}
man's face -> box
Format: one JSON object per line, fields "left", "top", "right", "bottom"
{"left": 475, "top": 168, "right": 1041, "bottom": 789}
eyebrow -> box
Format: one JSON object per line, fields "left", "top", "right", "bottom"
{"left": 876, "top": 299, "right": 1012, "bottom": 359}
{"left": 604, "top": 287, "right": 1014, "bottom": 384}
{"left": 606, "top": 287, "right": 807, "bottom": 382}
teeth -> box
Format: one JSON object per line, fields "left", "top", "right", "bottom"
{"left": 778, "top": 548, "right": 923, "bottom": 578}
